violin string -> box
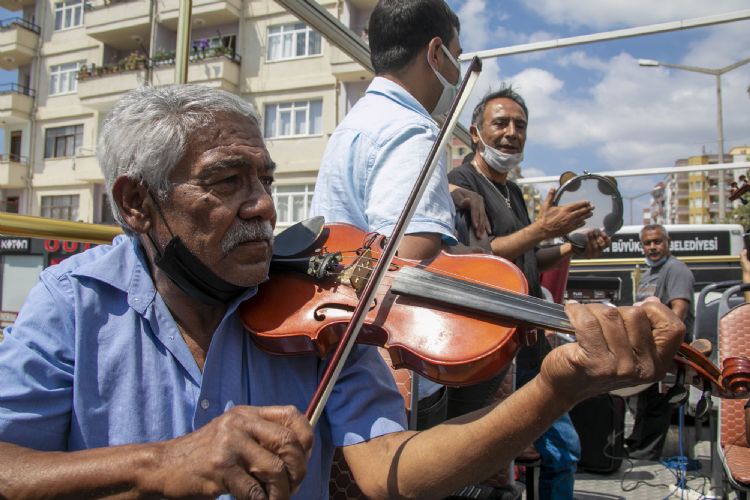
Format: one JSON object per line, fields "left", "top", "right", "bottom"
{"left": 402, "top": 267, "right": 571, "bottom": 326}
{"left": 333, "top": 251, "right": 566, "bottom": 317}
{"left": 329, "top": 251, "right": 569, "bottom": 325}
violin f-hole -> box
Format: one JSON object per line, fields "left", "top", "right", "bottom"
{"left": 314, "top": 300, "right": 378, "bottom": 321}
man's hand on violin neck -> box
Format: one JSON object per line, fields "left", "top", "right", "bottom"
{"left": 152, "top": 405, "right": 313, "bottom": 499}
{"left": 539, "top": 301, "right": 685, "bottom": 406}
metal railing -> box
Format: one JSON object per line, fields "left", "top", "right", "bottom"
{"left": 0, "top": 83, "right": 35, "bottom": 97}
{"left": 0, "top": 154, "right": 29, "bottom": 163}
{"left": 0, "top": 17, "right": 41, "bottom": 34}
{"left": 84, "top": 0, "right": 141, "bottom": 11}
{"left": 77, "top": 46, "right": 241, "bottom": 80}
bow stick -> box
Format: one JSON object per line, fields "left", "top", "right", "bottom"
{"left": 306, "top": 57, "right": 483, "bottom": 426}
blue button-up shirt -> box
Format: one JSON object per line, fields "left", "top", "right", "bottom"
{"left": 311, "top": 77, "right": 457, "bottom": 244}
{"left": 0, "top": 235, "right": 407, "bottom": 498}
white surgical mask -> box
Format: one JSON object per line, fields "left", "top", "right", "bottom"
{"left": 428, "top": 44, "right": 461, "bottom": 119}
{"left": 478, "top": 133, "right": 524, "bottom": 173}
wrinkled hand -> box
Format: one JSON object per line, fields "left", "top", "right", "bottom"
{"left": 155, "top": 405, "right": 313, "bottom": 499}
{"left": 537, "top": 188, "right": 593, "bottom": 240}
{"left": 574, "top": 229, "right": 611, "bottom": 259}
{"left": 539, "top": 301, "right": 685, "bottom": 406}
{"left": 450, "top": 186, "right": 490, "bottom": 240}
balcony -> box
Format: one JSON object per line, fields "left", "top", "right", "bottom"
{"left": 330, "top": 46, "right": 372, "bottom": 83}
{"left": 0, "top": 17, "right": 39, "bottom": 70}
{"left": 73, "top": 154, "right": 103, "bottom": 182}
{"left": 0, "top": 0, "right": 35, "bottom": 11}
{"left": 78, "top": 65, "right": 145, "bottom": 111}
{"left": 0, "top": 154, "right": 28, "bottom": 189}
{"left": 159, "top": 0, "right": 240, "bottom": 30}
{"left": 78, "top": 48, "right": 241, "bottom": 110}
{"left": 152, "top": 49, "right": 241, "bottom": 89}
{"left": 348, "top": 0, "right": 378, "bottom": 7}
{"left": 85, "top": 0, "right": 151, "bottom": 51}
{"left": 0, "top": 83, "right": 34, "bottom": 124}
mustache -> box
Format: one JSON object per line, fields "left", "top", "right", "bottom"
{"left": 221, "top": 219, "right": 274, "bottom": 254}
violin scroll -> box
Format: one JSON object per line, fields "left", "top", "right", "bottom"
{"left": 675, "top": 342, "right": 750, "bottom": 401}
{"left": 721, "top": 356, "right": 750, "bottom": 398}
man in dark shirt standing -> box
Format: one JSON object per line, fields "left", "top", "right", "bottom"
{"left": 448, "top": 86, "right": 610, "bottom": 499}
{"left": 627, "top": 224, "right": 695, "bottom": 459}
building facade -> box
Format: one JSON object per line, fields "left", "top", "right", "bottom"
{"left": 653, "top": 151, "right": 742, "bottom": 225}
{"left": 0, "top": 0, "right": 378, "bottom": 231}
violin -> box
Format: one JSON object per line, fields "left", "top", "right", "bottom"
{"left": 239, "top": 222, "right": 750, "bottom": 406}
{"left": 240, "top": 222, "right": 533, "bottom": 387}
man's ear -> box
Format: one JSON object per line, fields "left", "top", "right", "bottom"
{"left": 469, "top": 124, "right": 481, "bottom": 146}
{"left": 426, "top": 36, "right": 442, "bottom": 67}
{"left": 111, "top": 176, "right": 152, "bottom": 234}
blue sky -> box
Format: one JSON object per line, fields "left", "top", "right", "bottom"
{"left": 446, "top": 0, "right": 750, "bottom": 222}
{"left": 2, "top": 1, "right": 749, "bottom": 222}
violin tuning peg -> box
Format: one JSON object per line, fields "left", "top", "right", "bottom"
{"left": 666, "top": 384, "right": 689, "bottom": 406}
{"left": 695, "top": 383, "right": 713, "bottom": 420}
{"left": 695, "top": 396, "right": 711, "bottom": 420}
{"left": 665, "top": 366, "right": 688, "bottom": 406}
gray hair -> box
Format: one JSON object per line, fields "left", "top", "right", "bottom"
{"left": 640, "top": 223, "right": 670, "bottom": 240}
{"left": 97, "top": 84, "right": 260, "bottom": 232}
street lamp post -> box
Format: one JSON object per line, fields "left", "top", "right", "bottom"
{"left": 624, "top": 189, "right": 654, "bottom": 225}
{"left": 638, "top": 56, "right": 750, "bottom": 221}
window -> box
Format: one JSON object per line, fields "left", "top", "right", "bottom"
{"left": 54, "top": 0, "right": 83, "bottom": 30}
{"left": 273, "top": 184, "right": 314, "bottom": 226}
{"left": 264, "top": 100, "right": 322, "bottom": 138}
{"left": 50, "top": 61, "right": 82, "bottom": 95}
{"left": 3, "top": 196, "right": 19, "bottom": 214}
{"left": 267, "top": 23, "right": 322, "bottom": 61}
{"left": 100, "top": 194, "right": 117, "bottom": 225}
{"left": 41, "top": 194, "right": 79, "bottom": 221}
{"left": 44, "top": 124, "right": 83, "bottom": 158}
{"left": 193, "top": 34, "right": 237, "bottom": 54}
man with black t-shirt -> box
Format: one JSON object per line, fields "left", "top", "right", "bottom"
{"left": 448, "top": 86, "right": 611, "bottom": 499}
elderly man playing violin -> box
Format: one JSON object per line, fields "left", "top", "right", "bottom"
{"left": 0, "top": 84, "right": 685, "bottom": 498}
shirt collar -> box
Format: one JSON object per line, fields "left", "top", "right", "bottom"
{"left": 367, "top": 76, "right": 433, "bottom": 122}
{"left": 68, "top": 234, "right": 155, "bottom": 313}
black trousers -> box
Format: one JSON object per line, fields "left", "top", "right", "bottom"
{"left": 625, "top": 383, "right": 674, "bottom": 459}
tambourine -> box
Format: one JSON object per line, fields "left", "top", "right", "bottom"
{"left": 552, "top": 171, "right": 623, "bottom": 250}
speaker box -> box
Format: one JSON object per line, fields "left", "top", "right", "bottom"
{"left": 569, "top": 394, "right": 626, "bottom": 473}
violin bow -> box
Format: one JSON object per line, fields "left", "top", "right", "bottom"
{"left": 306, "top": 57, "right": 483, "bottom": 426}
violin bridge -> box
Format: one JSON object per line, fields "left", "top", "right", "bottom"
{"left": 340, "top": 248, "right": 373, "bottom": 294}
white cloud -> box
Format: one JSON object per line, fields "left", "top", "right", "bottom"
{"left": 450, "top": 0, "right": 750, "bottom": 202}
{"left": 502, "top": 28, "right": 750, "bottom": 172}
{"left": 522, "top": 0, "right": 750, "bottom": 30}
{"left": 456, "top": 0, "right": 491, "bottom": 51}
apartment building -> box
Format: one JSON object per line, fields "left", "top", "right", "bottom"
{"left": 0, "top": 0, "right": 378, "bottom": 231}
{"left": 648, "top": 149, "right": 749, "bottom": 225}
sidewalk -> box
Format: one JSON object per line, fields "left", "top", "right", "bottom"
{"left": 570, "top": 414, "right": 736, "bottom": 499}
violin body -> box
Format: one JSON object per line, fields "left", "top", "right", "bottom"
{"left": 239, "top": 223, "right": 531, "bottom": 386}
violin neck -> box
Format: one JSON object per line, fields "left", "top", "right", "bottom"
{"left": 390, "top": 266, "right": 575, "bottom": 334}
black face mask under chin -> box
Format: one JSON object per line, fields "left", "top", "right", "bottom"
{"left": 146, "top": 197, "right": 248, "bottom": 306}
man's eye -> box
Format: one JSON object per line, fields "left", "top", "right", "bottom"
{"left": 215, "top": 176, "right": 239, "bottom": 185}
